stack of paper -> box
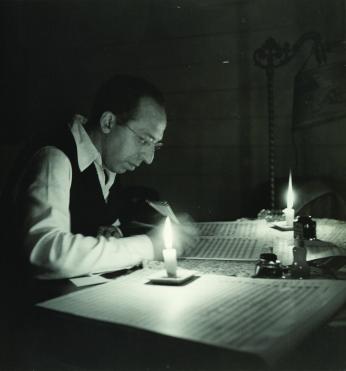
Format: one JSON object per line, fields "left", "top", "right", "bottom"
{"left": 184, "top": 221, "right": 266, "bottom": 261}
{"left": 187, "top": 220, "right": 346, "bottom": 265}
{"left": 37, "top": 272, "right": 346, "bottom": 366}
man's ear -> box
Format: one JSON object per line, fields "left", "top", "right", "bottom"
{"left": 100, "top": 111, "right": 116, "bottom": 134}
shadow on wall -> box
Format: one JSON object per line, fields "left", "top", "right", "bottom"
{"left": 0, "top": 145, "right": 25, "bottom": 195}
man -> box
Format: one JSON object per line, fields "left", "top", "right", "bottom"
{"left": 4, "top": 75, "right": 196, "bottom": 280}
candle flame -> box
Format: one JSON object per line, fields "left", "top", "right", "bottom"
{"left": 286, "top": 171, "right": 294, "bottom": 209}
{"left": 163, "top": 217, "right": 173, "bottom": 249}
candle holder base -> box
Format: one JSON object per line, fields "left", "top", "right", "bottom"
{"left": 148, "top": 268, "right": 196, "bottom": 285}
{"left": 271, "top": 221, "right": 293, "bottom": 232}
{"left": 257, "top": 209, "right": 285, "bottom": 223}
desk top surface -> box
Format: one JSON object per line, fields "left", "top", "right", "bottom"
{"left": 26, "top": 218, "right": 346, "bottom": 370}
{"left": 37, "top": 269, "right": 346, "bottom": 367}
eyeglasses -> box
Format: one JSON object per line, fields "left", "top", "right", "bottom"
{"left": 123, "top": 124, "right": 164, "bottom": 151}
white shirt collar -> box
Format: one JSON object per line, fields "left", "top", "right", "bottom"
{"left": 70, "top": 114, "right": 103, "bottom": 172}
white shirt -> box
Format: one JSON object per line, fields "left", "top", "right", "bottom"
{"left": 20, "top": 115, "right": 154, "bottom": 279}
{"left": 70, "top": 114, "right": 116, "bottom": 201}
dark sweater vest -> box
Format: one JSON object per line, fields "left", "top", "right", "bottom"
{"left": 1, "top": 125, "right": 159, "bottom": 279}
{"left": 0, "top": 125, "right": 129, "bottom": 288}
{"left": 10, "top": 125, "right": 124, "bottom": 238}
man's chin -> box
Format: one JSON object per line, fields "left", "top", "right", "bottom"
{"left": 114, "top": 164, "right": 136, "bottom": 173}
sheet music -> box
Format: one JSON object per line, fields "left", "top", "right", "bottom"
{"left": 306, "top": 240, "right": 346, "bottom": 261}
{"left": 183, "top": 237, "right": 260, "bottom": 261}
{"left": 316, "top": 219, "right": 346, "bottom": 248}
{"left": 189, "top": 218, "right": 346, "bottom": 264}
{"left": 186, "top": 221, "right": 267, "bottom": 261}
{"left": 195, "top": 221, "right": 259, "bottom": 237}
{"left": 37, "top": 272, "right": 346, "bottom": 366}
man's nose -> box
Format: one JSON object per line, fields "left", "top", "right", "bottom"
{"left": 140, "top": 146, "right": 155, "bottom": 165}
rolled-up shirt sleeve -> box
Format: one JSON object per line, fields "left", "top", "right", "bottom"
{"left": 19, "top": 146, "right": 154, "bottom": 280}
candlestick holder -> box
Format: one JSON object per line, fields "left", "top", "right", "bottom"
{"left": 258, "top": 209, "right": 294, "bottom": 231}
{"left": 257, "top": 209, "right": 285, "bottom": 223}
{"left": 293, "top": 216, "right": 316, "bottom": 240}
{"left": 272, "top": 221, "right": 294, "bottom": 232}
{"left": 148, "top": 268, "right": 196, "bottom": 285}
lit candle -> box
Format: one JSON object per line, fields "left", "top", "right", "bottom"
{"left": 284, "top": 171, "right": 295, "bottom": 227}
{"left": 162, "top": 217, "right": 177, "bottom": 277}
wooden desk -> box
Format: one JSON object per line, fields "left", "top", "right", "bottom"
{"left": 25, "top": 271, "right": 346, "bottom": 371}
{"left": 3, "top": 270, "right": 346, "bottom": 371}
{"left": 2, "top": 219, "right": 346, "bottom": 371}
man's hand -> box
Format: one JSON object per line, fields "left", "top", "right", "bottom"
{"left": 147, "top": 215, "right": 199, "bottom": 261}
{"left": 97, "top": 225, "right": 123, "bottom": 239}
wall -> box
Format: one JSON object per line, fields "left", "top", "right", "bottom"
{"left": 293, "top": 3, "right": 346, "bottom": 209}
{"left": 0, "top": 0, "right": 344, "bottom": 221}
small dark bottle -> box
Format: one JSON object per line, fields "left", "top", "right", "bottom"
{"left": 291, "top": 238, "right": 310, "bottom": 279}
{"left": 254, "top": 253, "right": 283, "bottom": 278}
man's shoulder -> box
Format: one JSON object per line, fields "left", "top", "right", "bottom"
{"left": 24, "top": 146, "right": 73, "bottom": 183}
{"left": 32, "top": 145, "right": 71, "bottom": 166}
{"left": 19, "top": 126, "right": 75, "bottom": 178}
{"left": 22, "top": 124, "right": 76, "bottom": 164}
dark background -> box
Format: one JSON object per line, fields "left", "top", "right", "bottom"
{"left": 1, "top": 0, "right": 345, "bottom": 221}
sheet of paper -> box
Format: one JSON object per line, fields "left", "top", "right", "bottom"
{"left": 69, "top": 275, "right": 110, "bottom": 287}
{"left": 183, "top": 237, "right": 261, "bottom": 261}
{"left": 315, "top": 219, "right": 346, "bottom": 248}
{"left": 191, "top": 219, "right": 346, "bottom": 265}
{"left": 195, "top": 221, "right": 259, "bottom": 237}
{"left": 306, "top": 239, "right": 346, "bottom": 261}
{"left": 37, "top": 271, "right": 346, "bottom": 366}
{"left": 187, "top": 220, "right": 291, "bottom": 262}
{"left": 146, "top": 200, "right": 179, "bottom": 223}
